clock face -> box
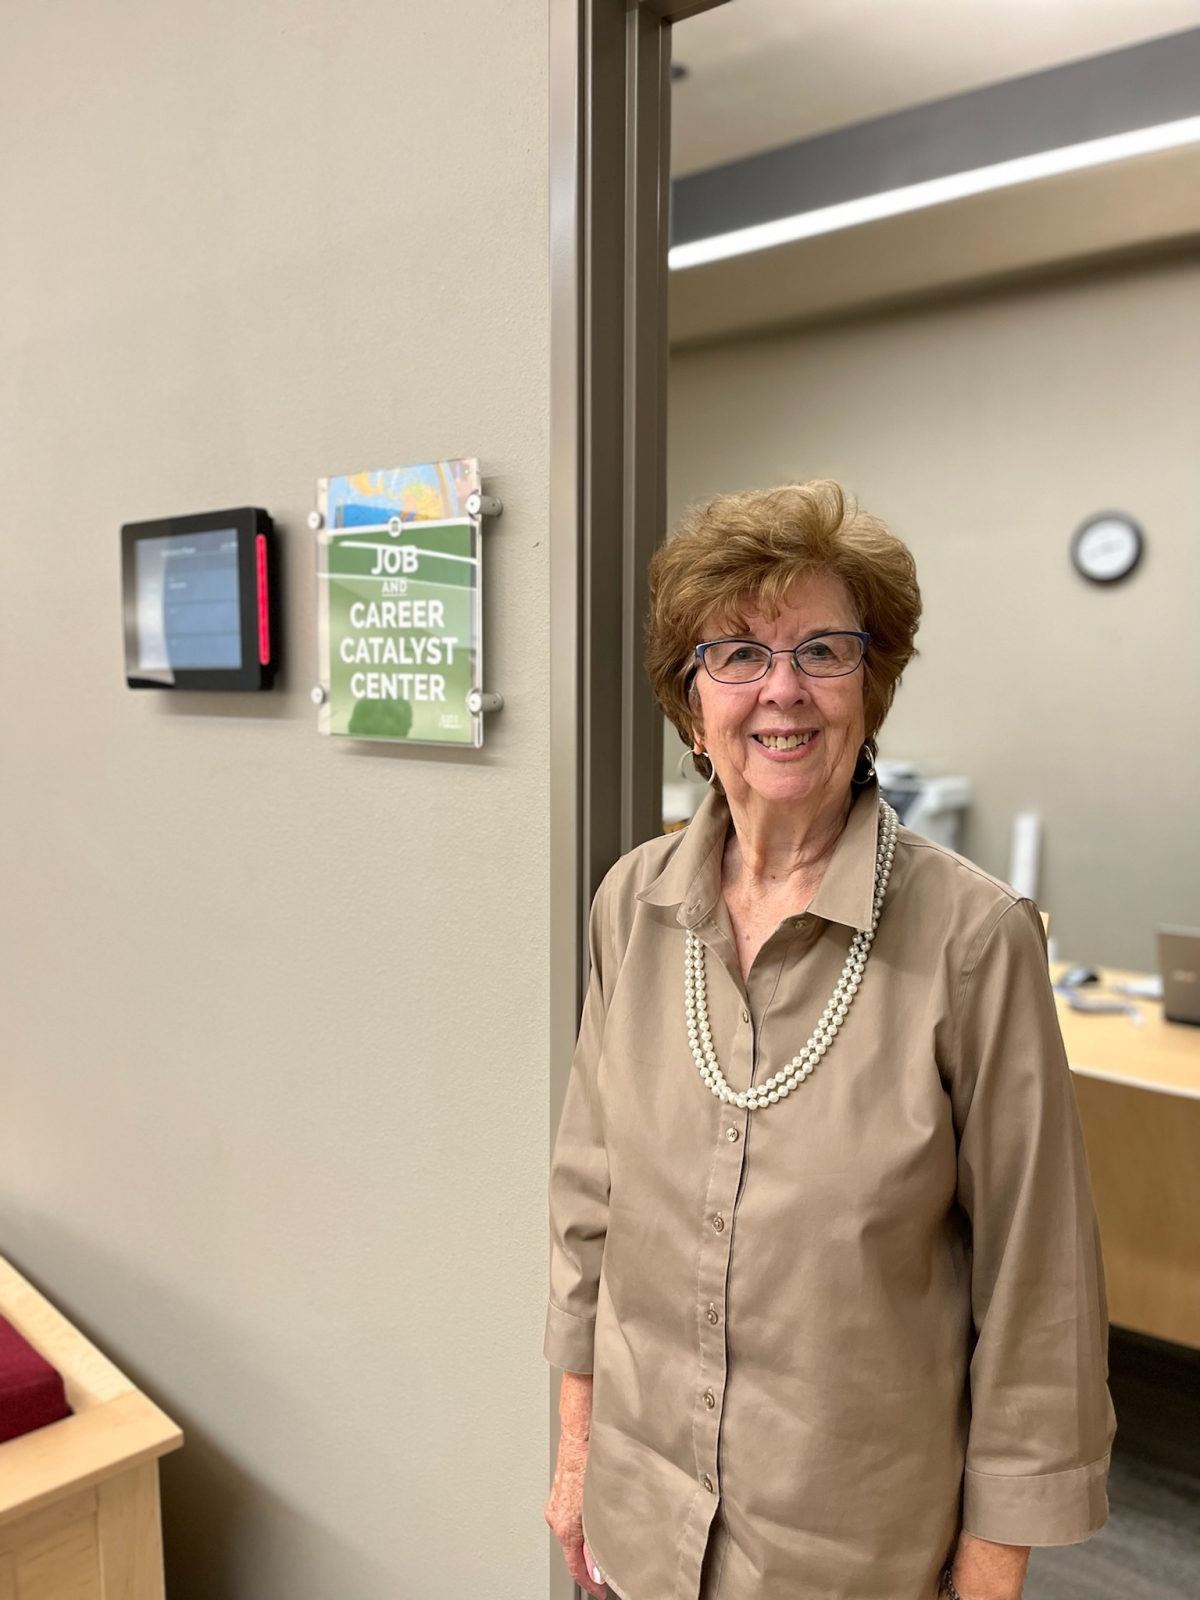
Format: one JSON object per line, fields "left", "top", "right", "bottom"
{"left": 1071, "top": 514, "right": 1143, "bottom": 584}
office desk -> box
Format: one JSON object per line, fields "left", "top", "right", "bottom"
{"left": 1053, "top": 967, "right": 1200, "bottom": 1351}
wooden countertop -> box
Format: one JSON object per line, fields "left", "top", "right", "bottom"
{"left": 1052, "top": 965, "right": 1200, "bottom": 1100}
{"left": 0, "top": 1257, "right": 182, "bottom": 1526}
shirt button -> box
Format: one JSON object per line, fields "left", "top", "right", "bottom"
{"left": 725, "top": 1127, "right": 739, "bottom": 1143}
{"left": 712, "top": 1213, "right": 725, "bottom": 1232}
{"left": 707, "top": 1304, "right": 719, "bottom": 1325}
{"left": 704, "top": 1388, "right": 716, "bottom": 1409}
{"left": 702, "top": 1474, "right": 715, "bottom": 1493}
{"left": 740, "top": 1007, "right": 750, "bottom": 1023}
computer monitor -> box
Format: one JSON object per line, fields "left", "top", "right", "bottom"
{"left": 1158, "top": 927, "right": 1200, "bottom": 1026}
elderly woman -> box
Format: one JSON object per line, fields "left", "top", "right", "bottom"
{"left": 544, "top": 481, "right": 1113, "bottom": 1600}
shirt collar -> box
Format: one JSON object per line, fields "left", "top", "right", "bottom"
{"left": 637, "top": 787, "right": 730, "bottom": 928}
{"left": 806, "top": 781, "right": 881, "bottom": 933}
{"left": 637, "top": 782, "right": 881, "bottom": 934}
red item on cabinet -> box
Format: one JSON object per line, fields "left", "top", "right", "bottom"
{"left": 0, "top": 1315, "right": 71, "bottom": 1444}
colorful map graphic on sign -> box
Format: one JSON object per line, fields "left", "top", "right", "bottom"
{"left": 325, "top": 460, "right": 478, "bottom": 530}
{"left": 317, "top": 459, "right": 483, "bottom": 747}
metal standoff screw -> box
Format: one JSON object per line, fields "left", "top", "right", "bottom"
{"left": 388, "top": 515, "right": 404, "bottom": 536}
{"left": 466, "top": 689, "right": 504, "bottom": 715}
{"left": 466, "top": 492, "right": 503, "bottom": 519}
{"left": 307, "top": 510, "right": 324, "bottom": 530}
{"left": 310, "top": 685, "right": 327, "bottom": 705}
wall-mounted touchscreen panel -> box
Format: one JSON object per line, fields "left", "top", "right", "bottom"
{"left": 122, "top": 507, "right": 276, "bottom": 690}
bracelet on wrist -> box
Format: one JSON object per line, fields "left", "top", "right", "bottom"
{"left": 940, "top": 1570, "right": 962, "bottom": 1600}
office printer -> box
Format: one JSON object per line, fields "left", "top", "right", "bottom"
{"left": 876, "top": 760, "right": 971, "bottom": 852}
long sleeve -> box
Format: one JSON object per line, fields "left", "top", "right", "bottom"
{"left": 544, "top": 874, "right": 616, "bottom": 1374}
{"left": 952, "top": 898, "right": 1115, "bottom": 1545}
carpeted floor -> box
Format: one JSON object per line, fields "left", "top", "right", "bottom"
{"left": 1024, "top": 1329, "right": 1200, "bottom": 1600}
{"left": 1025, "top": 1454, "right": 1200, "bottom": 1600}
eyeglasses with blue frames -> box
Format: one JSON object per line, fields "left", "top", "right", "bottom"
{"left": 694, "top": 631, "right": 870, "bottom": 684}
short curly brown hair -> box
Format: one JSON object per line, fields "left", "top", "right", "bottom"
{"left": 646, "top": 480, "right": 921, "bottom": 765}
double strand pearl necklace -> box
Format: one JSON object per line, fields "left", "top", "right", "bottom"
{"left": 684, "top": 800, "right": 899, "bottom": 1112}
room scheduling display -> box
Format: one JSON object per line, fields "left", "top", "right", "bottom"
{"left": 136, "top": 529, "right": 241, "bottom": 669}
{"left": 122, "top": 507, "right": 277, "bottom": 690}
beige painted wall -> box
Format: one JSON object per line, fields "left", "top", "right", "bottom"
{"left": 668, "top": 254, "right": 1200, "bottom": 971}
{"left": 0, "top": 3, "right": 551, "bottom": 1597}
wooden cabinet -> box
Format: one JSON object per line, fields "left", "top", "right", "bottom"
{"left": 1055, "top": 970, "right": 1200, "bottom": 1351}
{"left": 0, "top": 1259, "right": 182, "bottom": 1600}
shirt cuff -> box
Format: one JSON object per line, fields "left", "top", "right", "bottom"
{"left": 543, "top": 1301, "right": 595, "bottom": 1373}
{"left": 963, "top": 1454, "right": 1110, "bottom": 1546}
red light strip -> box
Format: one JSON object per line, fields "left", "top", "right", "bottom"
{"left": 256, "top": 534, "right": 270, "bottom": 665}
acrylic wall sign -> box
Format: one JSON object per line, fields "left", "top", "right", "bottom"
{"left": 312, "top": 459, "right": 502, "bottom": 746}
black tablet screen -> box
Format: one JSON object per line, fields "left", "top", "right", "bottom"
{"left": 135, "top": 528, "right": 242, "bottom": 671}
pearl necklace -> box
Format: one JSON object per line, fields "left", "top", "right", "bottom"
{"left": 684, "top": 800, "right": 899, "bottom": 1112}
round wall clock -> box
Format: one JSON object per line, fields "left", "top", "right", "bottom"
{"left": 1071, "top": 513, "right": 1144, "bottom": 584}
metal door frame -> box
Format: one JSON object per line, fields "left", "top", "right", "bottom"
{"left": 548, "top": 2, "right": 727, "bottom": 1594}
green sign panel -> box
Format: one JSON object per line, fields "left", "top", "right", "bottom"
{"left": 315, "top": 460, "right": 484, "bottom": 747}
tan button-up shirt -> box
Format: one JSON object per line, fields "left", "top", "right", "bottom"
{"left": 546, "top": 784, "right": 1113, "bottom": 1600}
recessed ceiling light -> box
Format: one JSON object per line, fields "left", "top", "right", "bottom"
{"left": 669, "top": 115, "right": 1200, "bottom": 271}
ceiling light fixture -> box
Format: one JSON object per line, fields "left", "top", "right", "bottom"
{"left": 668, "top": 115, "right": 1200, "bottom": 271}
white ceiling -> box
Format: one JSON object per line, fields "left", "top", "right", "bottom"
{"left": 671, "top": 0, "right": 1200, "bottom": 175}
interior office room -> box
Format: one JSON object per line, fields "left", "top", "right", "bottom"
{"left": 0, "top": 3, "right": 1198, "bottom": 1600}
{"left": 662, "top": 5, "right": 1200, "bottom": 1599}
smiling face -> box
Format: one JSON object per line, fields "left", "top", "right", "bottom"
{"left": 690, "top": 572, "right": 867, "bottom": 815}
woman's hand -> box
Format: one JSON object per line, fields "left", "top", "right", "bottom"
{"left": 545, "top": 1371, "right": 607, "bottom": 1599}
{"left": 951, "top": 1532, "right": 1030, "bottom": 1600}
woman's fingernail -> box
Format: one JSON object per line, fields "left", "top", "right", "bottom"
{"left": 590, "top": 1564, "right": 603, "bottom": 1583}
